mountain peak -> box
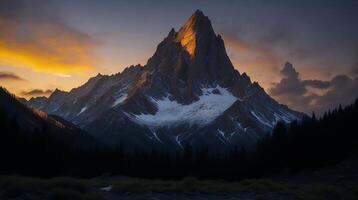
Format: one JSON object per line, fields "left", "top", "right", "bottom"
{"left": 192, "top": 9, "right": 206, "bottom": 20}
{"left": 54, "top": 88, "right": 64, "bottom": 93}
{"left": 175, "top": 10, "right": 215, "bottom": 56}
{"left": 51, "top": 88, "right": 67, "bottom": 97}
{"left": 146, "top": 10, "right": 236, "bottom": 86}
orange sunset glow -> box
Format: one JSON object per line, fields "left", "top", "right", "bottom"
{"left": 0, "top": 17, "right": 97, "bottom": 74}
{"left": 0, "top": 0, "right": 357, "bottom": 115}
{"left": 1, "top": 1, "right": 358, "bottom": 198}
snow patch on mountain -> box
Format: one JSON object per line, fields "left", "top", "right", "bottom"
{"left": 132, "top": 86, "right": 237, "bottom": 127}
{"left": 274, "top": 112, "right": 291, "bottom": 123}
{"left": 216, "top": 129, "right": 228, "bottom": 145}
{"left": 217, "top": 129, "right": 226, "bottom": 138}
{"left": 77, "top": 106, "right": 87, "bottom": 116}
{"left": 150, "top": 130, "right": 163, "bottom": 143}
{"left": 236, "top": 121, "right": 248, "bottom": 132}
{"left": 112, "top": 93, "right": 127, "bottom": 107}
{"left": 175, "top": 135, "right": 183, "bottom": 149}
{"left": 250, "top": 111, "right": 274, "bottom": 128}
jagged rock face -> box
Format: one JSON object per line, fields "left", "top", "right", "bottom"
{"left": 26, "top": 10, "right": 303, "bottom": 152}
{"left": 145, "top": 10, "right": 242, "bottom": 104}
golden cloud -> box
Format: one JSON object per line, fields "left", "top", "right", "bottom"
{"left": 21, "top": 89, "right": 53, "bottom": 97}
{"left": 0, "top": 17, "right": 99, "bottom": 74}
{"left": 0, "top": 71, "right": 25, "bottom": 81}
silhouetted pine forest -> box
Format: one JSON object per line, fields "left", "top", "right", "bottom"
{"left": 1, "top": 89, "right": 357, "bottom": 179}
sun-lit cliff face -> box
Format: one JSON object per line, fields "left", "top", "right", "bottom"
{"left": 174, "top": 10, "right": 208, "bottom": 57}
{"left": 175, "top": 17, "right": 197, "bottom": 56}
{"left": 174, "top": 10, "right": 217, "bottom": 59}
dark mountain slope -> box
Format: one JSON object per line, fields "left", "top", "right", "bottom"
{"left": 0, "top": 87, "right": 104, "bottom": 176}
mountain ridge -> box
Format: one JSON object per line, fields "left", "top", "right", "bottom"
{"left": 0, "top": 87, "right": 100, "bottom": 149}
{"left": 25, "top": 10, "right": 304, "bottom": 152}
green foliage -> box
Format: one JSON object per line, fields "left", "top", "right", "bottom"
{"left": 111, "top": 177, "right": 289, "bottom": 194}
{"left": 0, "top": 175, "right": 102, "bottom": 200}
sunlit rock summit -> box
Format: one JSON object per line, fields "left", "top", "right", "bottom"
{"left": 27, "top": 10, "right": 303, "bottom": 152}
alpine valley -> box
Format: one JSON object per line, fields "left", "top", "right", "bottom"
{"left": 25, "top": 10, "right": 303, "bottom": 152}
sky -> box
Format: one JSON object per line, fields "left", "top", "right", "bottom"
{"left": 0, "top": 0, "right": 358, "bottom": 115}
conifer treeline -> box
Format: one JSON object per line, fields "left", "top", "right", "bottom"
{"left": 1, "top": 98, "right": 357, "bottom": 179}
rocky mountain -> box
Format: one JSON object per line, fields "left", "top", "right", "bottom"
{"left": 26, "top": 10, "right": 303, "bottom": 152}
{"left": 0, "top": 87, "right": 99, "bottom": 149}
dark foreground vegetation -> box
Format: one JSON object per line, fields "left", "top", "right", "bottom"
{"left": 1, "top": 172, "right": 358, "bottom": 200}
{"left": 1, "top": 85, "right": 358, "bottom": 180}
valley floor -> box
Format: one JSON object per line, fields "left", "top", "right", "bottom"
{"left": 1, "top": 156, "right": 358, "bottom": 200}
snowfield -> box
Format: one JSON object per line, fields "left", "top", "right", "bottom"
{"left": 132, "top": 86, "right": 237, "bottom": 127}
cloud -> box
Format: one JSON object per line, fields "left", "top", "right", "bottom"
{"left": 21, "top": 89, "right": 52, "bottom": 97}
{"left": 269, "top": 63, "right": 306, "bottom": 97}
{"left": 0, "top": 0, "right": 99, "bottom": 74}
{"left": 315, "top": 75, "right": 358, "bottom": 112}
{"left": 302, "top": 80, "right": 330, "bottom": 89}
{"left": 280, "top": 62, "right": 298, "bottom": 78}
{"left": 351, "top": 66, "right": 358, "bottom": 77}
{"left": 222, "top": 30, "right": 281, "bottom": 88}
{"left": 220, "top": 7, "right": 358, "bottom": 90}
{"left": 269, "top": 62, "right": 358, "bottom": 115}
{"left": 0, "top": 71, "right": 25, "bottom": 81}
{"left": 55, "top": 73, "right": 72, "bottom": 78}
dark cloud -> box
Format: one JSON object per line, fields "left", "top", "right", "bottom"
{"left": 350, "top": 50, "right": 358, "bottom": 77}
{"left": 280, "top": 62, "right": 298, "bottom": 78}
{"left": 303, "top": 80, "right": 330, "bottom": 89}
{"left": 349, "top": 47, "right": 358, "bottom": 77}
{"left": 269, "top": 63, "right": 358, "bottom": 115}
{"left": 21, "top": 89, "right": 52, "bottom": 97}
{"left": 0, "top": 71, "right": 25, "bottom": 81}
{"left": 218, "top": 1, "right": 358, "bottom": 88}
{"left": 351, "top": 65, "right": 358, "bottom": 77}
{"left": 269, "top": 63, "right": 306, "bottom": 97}
{"left": 313, "top": 75, "right": 358, "bottom": 114}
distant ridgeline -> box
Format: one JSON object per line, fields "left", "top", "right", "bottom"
{"left": 1, "top": 87, "right": 358, "bottom": 179}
